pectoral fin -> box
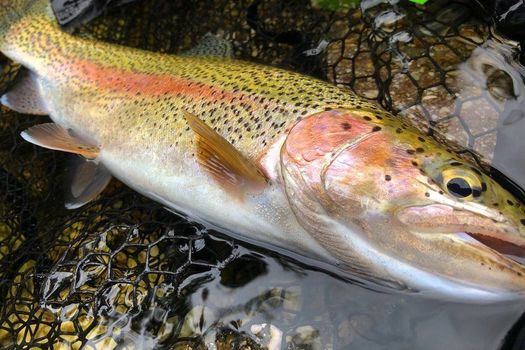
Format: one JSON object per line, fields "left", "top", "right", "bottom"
{"left": 66, "top": 159, "right": 112, "bottom": 209}
{"left": 183, "top": 111, "right": 267, "bottom": 198}
{"left": 21, "top": 123, "right": 99, "bottom": 159}
{"left": 1, "top": 71, "right": 49, "bottom": 115}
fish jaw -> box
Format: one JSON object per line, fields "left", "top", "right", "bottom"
{"left": 397, "top": 203, "right": 525, "bottom": 257}
{"left": 280, "top": 108, "right": 525, "bottom": 300}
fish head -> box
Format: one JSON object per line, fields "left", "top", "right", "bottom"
{"left": 281, "top": 108, "right": 525, "bottom": 300}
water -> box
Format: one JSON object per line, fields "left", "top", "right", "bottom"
{"left": 4, "top": 218, "right": 524, "bottom": 349}
{"left": 170, "top": 240, "right": 525, "bottom": 350}
{"left": 1, "top": 0, "right": 525, "bottom": 349}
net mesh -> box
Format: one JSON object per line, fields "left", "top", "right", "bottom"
{"left": 0, "top": 0, "right": 521, "bottom": 349}
{"left": 324, "top": 0, "right": 510, "bottom": 164}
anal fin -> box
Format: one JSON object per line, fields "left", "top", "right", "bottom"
{"left": 183, "top": 111, "right": 267, "bottom": 198}
{"left": 66, "top": 158, "right": 112, "bottom": 209}
{"left": 21, "top": 123, "right": 99, "bottom": 159}
{"left": 1, "top": 71, "right": 49, "bottom": 115}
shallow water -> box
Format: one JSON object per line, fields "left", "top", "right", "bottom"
{"left": 168, "top": 235, "right": 525, "bottom": 350}
{"left": 1, "top": 0, "right": 525, "bottom": 349}
{"left": 4, "top": 216, "right": 525, "bottom": 349}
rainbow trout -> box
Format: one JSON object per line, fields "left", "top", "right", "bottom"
{"left": 2, "top": 0, "right": 525, "bottom": 302}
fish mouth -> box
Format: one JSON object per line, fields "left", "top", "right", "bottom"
{"left": 397, "top": 204, "right": 525, "bottom": 263}
{"left": 464, "top": 232, "right": 525, "bottom": 261}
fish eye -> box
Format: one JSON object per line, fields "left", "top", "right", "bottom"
{"left": 440, "top": 167, "right": 483, "bottom": 200}
{"left": 446, "top": 177, "right": 472, "bottom": 198}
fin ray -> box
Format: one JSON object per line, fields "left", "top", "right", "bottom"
{"left": 0, "top": 71, "right": 48, "bottom": 115}
{"left": 183, "top": 111, "right": 267, "bottom": 197}
{"left": 180, "top": 33, "right": 233, "bottom": 58}
{"left": 21, "top": 123, "right": 99, "bottom": 158}
{"left": 66, "top": 159, "right": 112, "bottom": 209}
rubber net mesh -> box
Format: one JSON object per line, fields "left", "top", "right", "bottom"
{"left": 0, "top": 0, "right": 518, "bottom": 349}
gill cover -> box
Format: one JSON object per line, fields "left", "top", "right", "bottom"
{"left": 280, "top": 109, "right": 408, "bottom": 289}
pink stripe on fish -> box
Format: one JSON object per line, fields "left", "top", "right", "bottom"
{"left": 62, "top": 57, "right": 262, "bottom": 108}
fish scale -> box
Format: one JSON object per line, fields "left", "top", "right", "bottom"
{"left": 3, "top": 0, "right": 525, "bottom": 301}
{"left": 2, "top": 2, "right": 387, "bottom": 160}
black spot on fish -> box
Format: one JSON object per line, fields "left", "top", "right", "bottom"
{"left": 396, "top": 128, "right": 402, "bottom": 134}
{"left": 364, "top": 116, "right": 372, "bottom": 121}
{"left": 521, "top": 219, "right": 525, "bottom": 225}
{"left": 508, "top": 200, "right": 514, "bottom": 206}
{"left": 341, "top": 122, "right": 351, "bottom": 130}
{"left": 375, "top": 115, "right": 383, "bottom": 120}
{"left": 372, "top": 126, "right": 381, "bottom": 132}
{"left": 406, "top": 149, "right": 415, "bottom": 155}
{"left": 416, "top": 147, "right": 425, "bottom": 153}
{"left": 481, "top": 182, "right": 487, "bottom": 192}
{"left": 385, "top": 175, "right": 391, "bottom": 181}
{"left": 411, "top": 161, "right": 418, "bottom": 167}
{"left": 418, "top": 137, "right": 425, "bottom": 142}
{"left": 450, "top": 161, "right": 462, "bottom": 166}
{"left": 425, "top": 192, "right": 430, "bottom": 197}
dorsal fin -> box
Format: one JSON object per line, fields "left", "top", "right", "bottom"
{"left": 180, "top": 33, "right": 233, "bottom": 58}
{"left": 21, "top": 123, "right": 99, "bottom": 158}
{"left": 183, "top": 111, "right": 267, "bottom": 198}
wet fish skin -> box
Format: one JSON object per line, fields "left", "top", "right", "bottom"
{"left": 281, "top": 108, "right": 525, "bottom": 297}
{"left": 0, "top": 0, "right": 374, "bottom": 263}
{"left": 2, "top": 0, "right": 525, "bottom": 301}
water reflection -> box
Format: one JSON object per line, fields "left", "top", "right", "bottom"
{"left": 478, "top": 46, "right": 525, "bottom": 192}
{"left": 180, "top": 239, "right": 525, "bottom": 350}
{"left": 2, "top": 213, "right": 524, "bottom": 349}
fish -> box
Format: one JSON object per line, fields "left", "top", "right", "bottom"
{"left": 2, "top": 0, "right": 525, "bottom": 302}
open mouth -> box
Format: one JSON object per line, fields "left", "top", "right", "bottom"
{"left": 466, "top": 232, "right": 525, "bottom": 262}
{"left": 397, "top": 204, "right": 525, "bottom": 265}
